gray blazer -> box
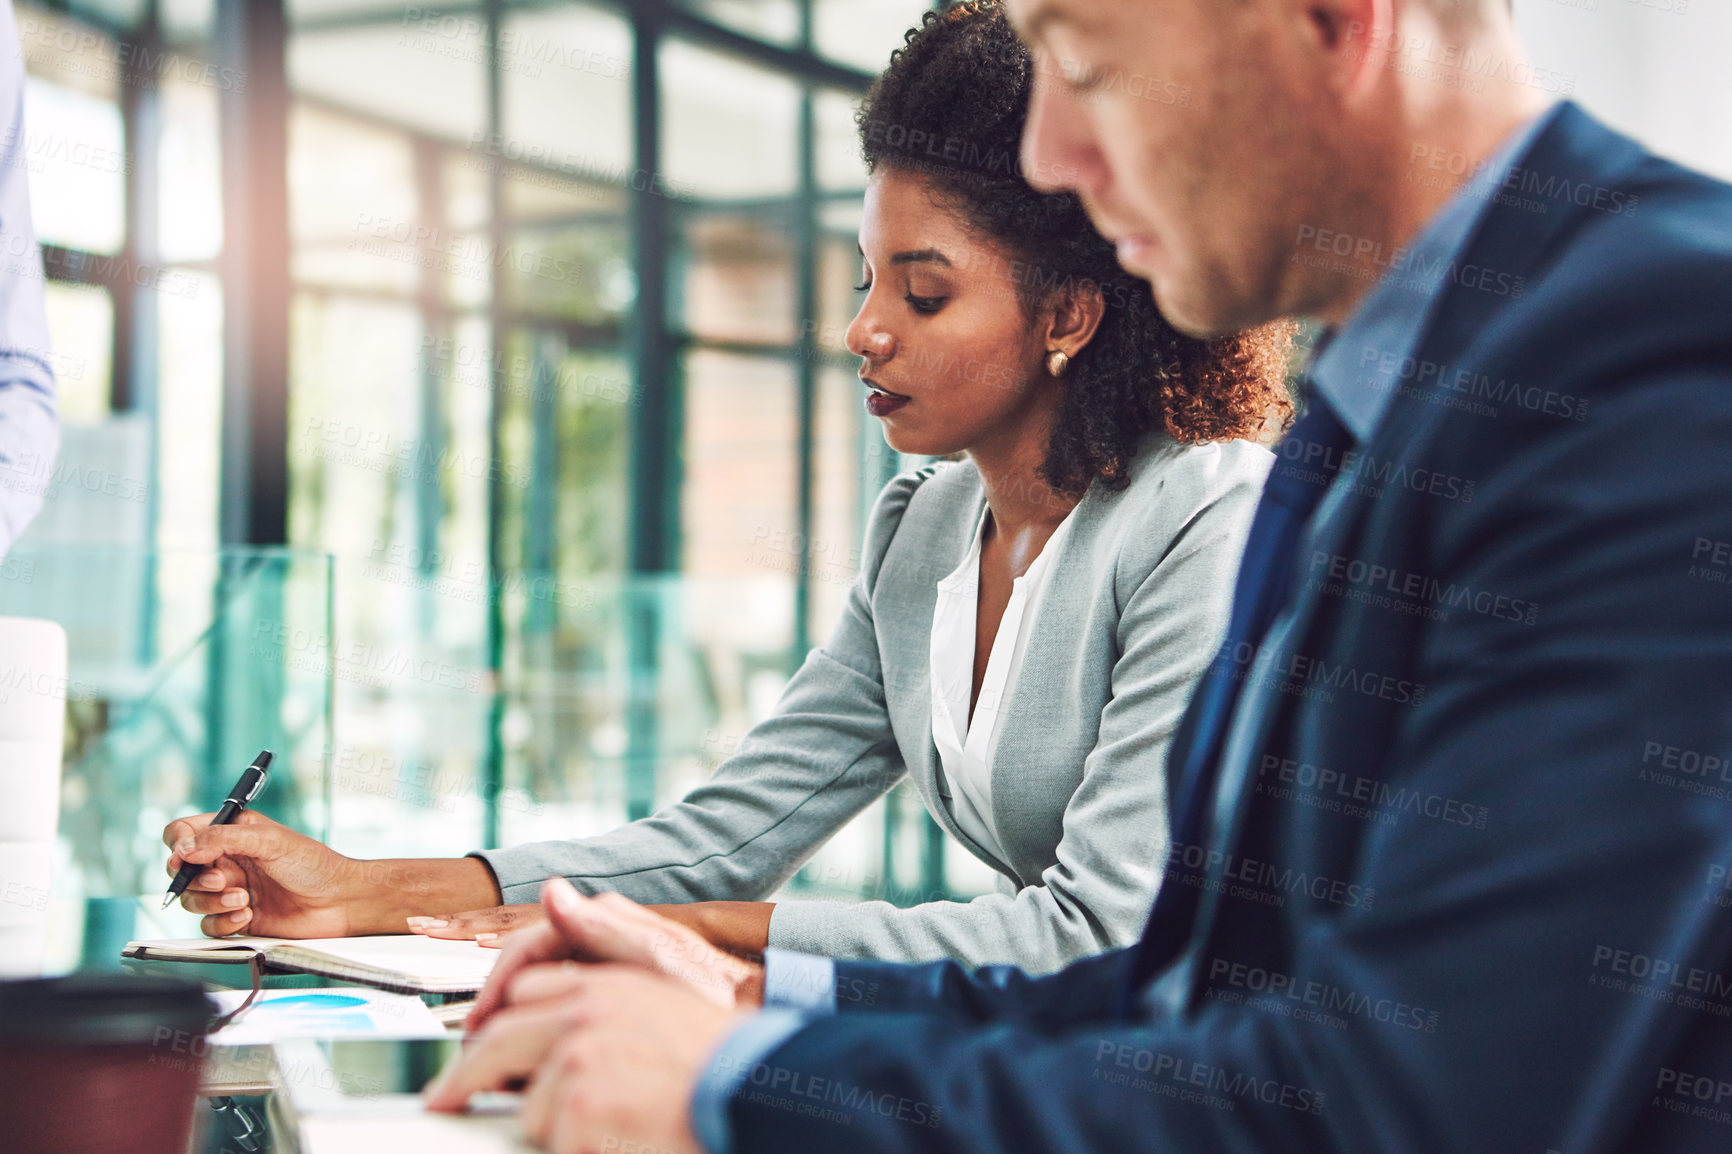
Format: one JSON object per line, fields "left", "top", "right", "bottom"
{"left": 477, "top": 437, "right": 1271, "bottom": 973}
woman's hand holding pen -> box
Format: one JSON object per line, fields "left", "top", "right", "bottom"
{"left": 160, "top": 810, "right": 500, "bottom": 939}
{"left": 163, "top": 810, "right": 357, "bottom": 938}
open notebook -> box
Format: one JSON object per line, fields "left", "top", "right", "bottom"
{"left": 120, "top": 935, "right": 499, "bottom": 995}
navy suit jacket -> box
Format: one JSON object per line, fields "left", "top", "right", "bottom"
{"left": 725, "top": 105, "right": 1732, "bottom": 1154}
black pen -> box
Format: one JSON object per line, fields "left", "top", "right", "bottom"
{"left": 162, "top": 751, "right": 273, "bottom": 911}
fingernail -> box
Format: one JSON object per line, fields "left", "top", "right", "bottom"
{"left": 406, "top": 917, "right": 446, "bottom": 929}
{"left": 475, "top": 932, "right": 497, "bottom": 942}
{"left": 175, "top": 839, "right": 194, "bottom": 857}
{"left": 199, "top": 872, "right": 224, "bottom": 888}
{"left": 222, "top": 891, "right": 247, "bottom": 908}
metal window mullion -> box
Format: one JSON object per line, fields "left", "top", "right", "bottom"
{"left": 121, "top": 0, "right": 164, "bottom": 669}
{"left": 482, "top": 0, "right": 507, "bottom": 849}
{"left": 792, "top": 0, "right": 817, "bottom": 668}
{"left": 413, "top": 135, "right": 448, "bottom": 643}
{"left": 622, "top": 0, "right": 674, "bottom": 823}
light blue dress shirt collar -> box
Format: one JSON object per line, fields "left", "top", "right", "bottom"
{"left": 1308, "top": 104, "right": 1560, "bottom": 443}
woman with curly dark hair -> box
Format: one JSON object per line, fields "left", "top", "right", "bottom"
{"left": 162, "top": 1, "right": 1292, "bottom": 979}
{"left": 853, "top": 5, "right": 1293, "bottom": 496}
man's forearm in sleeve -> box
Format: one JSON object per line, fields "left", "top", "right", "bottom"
{"left": 0, "top": 2, "right": 62, "bottom": 553}
{"left": 0, "top": 354, "right": 60, "bottom": 551}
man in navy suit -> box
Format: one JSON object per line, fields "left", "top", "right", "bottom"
{"left": 427, "top": 1, "right": 1732, "bottom": 1151}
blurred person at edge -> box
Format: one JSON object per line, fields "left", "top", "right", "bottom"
{"left": 415, "top": 1, "right": 1732, "bottom": 1154}
{"left": 159, "top": 5, "right": 1296, "bottom": 978}
{"left": 0, "top": 5, "right": 62, "bottom": 551}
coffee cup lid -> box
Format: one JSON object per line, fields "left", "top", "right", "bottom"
{"left": 0, "top": 974, "right": 216, "bottom": 1047}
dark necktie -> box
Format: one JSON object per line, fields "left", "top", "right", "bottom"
{"left": 1126, "top": 390, "right": 1357, "bottom": 994}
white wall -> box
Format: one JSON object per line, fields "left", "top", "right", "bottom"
{"left": 1517, "top": 0, "right": 1732, "bottom": 181}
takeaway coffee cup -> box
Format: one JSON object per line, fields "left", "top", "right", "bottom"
{"left": 0, "top": 973, "right": 216, "bottom": 1154}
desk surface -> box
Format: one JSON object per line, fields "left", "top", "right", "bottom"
{"left": 193, "top": 1034, "right": 534, "bottom": 1154}
{"left": 294, "top": 1113, "right": 536, "bottom": 1154}
{"left": 197, "top": 1087, "right": 537, "bottom": 1154}
{"left": 107, "top": 959, "right": 500, "bottom": 1154}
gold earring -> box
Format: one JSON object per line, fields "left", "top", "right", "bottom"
{"left": 1047, "top": 350, "right": 1070, "bottom": 377}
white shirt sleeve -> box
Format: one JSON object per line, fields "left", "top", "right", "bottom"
{"left": 0, "top": 6, "right": 61, "bottom": 556}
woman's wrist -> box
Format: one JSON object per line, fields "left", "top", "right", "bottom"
{"left": 346, "top": 856, "right": 503, "bottom": 935}
{"left": 648, "top": 901, "right": 775, "bottom": 959}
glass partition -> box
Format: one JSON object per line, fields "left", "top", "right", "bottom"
{"left": 14, "top": 0, "right": 984, "bottom": 980}
{"left": 0, "top": 545, "right": 335, "bottom": 971}
{"left": 10, "top": 542, "right": 989, "bottom": 976}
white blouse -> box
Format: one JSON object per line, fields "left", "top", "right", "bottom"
{"left": 928, "top": 503, "right": 1079, "bottom": 868}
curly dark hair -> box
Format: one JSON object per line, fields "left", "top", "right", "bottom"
{"left": 858, "top": 1, "right": 1295, "bottom": 495}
